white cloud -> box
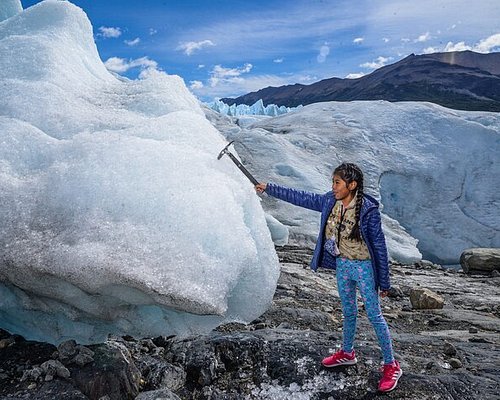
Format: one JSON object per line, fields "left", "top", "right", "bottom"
{"left": 104, "top": 56, "right": 158, "bottom": 73}
{"left": 176, "top": 40, "right": 215, "bottom": 56}
{"left": 198, "top": 64, "right": 205, "bottom": 69}
{"left": 194, "top": 72, "right": 313, "bottom": 100}
{"left": 317, "top": 44, "right": 330, "bottom": 63}
{"left": 149, "top": 28, "right": 157, "bottom": 35}
{"left": 353, "top": 37, "right": 364, "bottom": 44}
{"left": 444, "top": 41, "right": 472, "bottom": 52}
{"left": 98, "top": 26, "right": 122, "bottom": 39}
{"left": 209, "top": 63, "right": 253, "bottom": 87}
{"left": 474, "top": 33, "right": 500, "bottom": 53}
{"left": 423, "top": 46, "right": 438, "bottom": 54}
{"left": 442, "top": 33, "right": 500, "bottom": 54}
{"left": 297, "top": 75, "right": 318, "bottom": 83}
{"left": 345, "top": 72, "right": 366, "bottom": 79}
{"left": 273, "top": 58, "right": 284, "bottom": 63}
{"left": 124, "top": 38, "right": 140, "bottom": 46}
{"left": 415, "top": 32, "right": 431, "bottom": 42}
{"left": 190, "top": 80, "right": 204, "bottom": 90}
{"left": 360, "top": 56, "right": 393, "bottom": 69}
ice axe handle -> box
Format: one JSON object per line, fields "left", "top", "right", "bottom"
{"left": 226, "top": 152, "right": 259, "bottom": 186}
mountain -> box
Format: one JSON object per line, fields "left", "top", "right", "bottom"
{"left": 222, "top": 51, "right": 500, "bottom": 112}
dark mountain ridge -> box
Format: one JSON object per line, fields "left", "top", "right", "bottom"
{"left": 222, "top": 51, "right": 500, "bottom": 112}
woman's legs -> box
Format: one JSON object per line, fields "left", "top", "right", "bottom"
{"left": 336, "top": 259, "right": 358, "bottom": 352}
{"left": 355, "top": 260, "right": 395, "bottom": 364}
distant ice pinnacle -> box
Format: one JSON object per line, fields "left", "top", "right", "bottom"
{"left": 0, "top": 0, "right": 22, "bottom": 22}
{"left": 208, "top": 99, "right": 302, "bottom": 117}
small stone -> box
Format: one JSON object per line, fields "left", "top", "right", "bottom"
{"left": 443, "top": 342, "right": 457, "bottom": 357}
{"left": 41, "top": 360, "right": 70, "bottom": 379}
{"left": 73, "top": 353, "right": 94, "bottom": 367}
{"left": 410, "top": 288, "right": 444, "bottom": 309}
{"left": 491, "top": 270, "right": 500, "bottom": 278}
{"left": 469, "top": 327, "right": 479, "bottom": 334}
{"left": 57, "top": 340, "right": 78, "bottom": 362}
{"left": 449, "top": 358, "right": 463, "bottom": 369}
{"left": 474, "top": 305, "right": 490, "bottom": 312}
{"left": 0, "top": 338, "right": 15, "bottom": 349}
{"left": 27, "top": 383, "right": 36, "bottom": 390}
{"left": 253, "top": 322, "right": 267, "bottom": 330}
{"left": 388, "top": 286, "right": 404, "bottom": 298}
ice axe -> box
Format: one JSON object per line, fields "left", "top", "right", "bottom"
{"left": 217, "top": 141, "right": 259, "bottom": 185}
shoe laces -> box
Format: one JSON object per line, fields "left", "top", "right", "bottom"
{"left": 380, "top": 362, "right": 400, "bottom": 380}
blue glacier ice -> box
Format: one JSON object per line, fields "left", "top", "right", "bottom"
{"left": 0, "top": 0, "right": 22, "bottom": 22}
{"left": 208, "top": 99, "right": 301, "bottom": 117}
{"left": 0, "top": 0, "right": 280, "bottom": 344}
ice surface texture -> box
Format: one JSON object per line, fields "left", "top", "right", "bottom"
{"left": 0, "top": 0, "right": 279, "bottom": 344}
{"left": 0, "top": 0, "right": 22, "bottom": 22}
{"left": 229, "top": 101, "right": 500, "bottom": 264}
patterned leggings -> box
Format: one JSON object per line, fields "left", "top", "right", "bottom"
{"left": 336, "top": 257, "right": 395, "bottom": 364}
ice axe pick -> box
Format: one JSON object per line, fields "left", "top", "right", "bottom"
{"left": 217, "top": 141, "right": 259, "bottom": 185}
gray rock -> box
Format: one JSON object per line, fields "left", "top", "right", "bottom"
{"left": 469, "top": 327, "right": 479, "bottom": 334}
{"left": 410, "top": 288, "right": 444, "bottom": 309}
{"left": 40, "top": 360, "right": 71, "bottom": 379}
{"left": 388, "top": 286, "right": 404, "bottom": 298}
{"left": 71, "top": 341, "right": 141, "bottom": 400}
{"left": 460, "top": 248, "right": 500, "bottom": 273}
{"left": 159, "top": 364, "right": 186, "bottom": 391}
{"left": 443, "top": 341, "right": 457, "bottom": 357}
{"left": 21, "top": 366, "right": 44, "bottom": 382}
{"left": 449, "top": 358, "right": 463, "bottom": 369}
{"left": 0, "top": 337, "right": 15, "bottom": 349}
{"left": 135, "top": 388, "right": 181, "bottom": 400}
{"left": 73, "top": 352, "right": 94, "bottom": 367}
{"left": 57, "top": 340, "right": 78, "bottom": 362}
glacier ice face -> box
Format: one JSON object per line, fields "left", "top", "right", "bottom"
{"left": 209, "top": 102, "right": 499, "bottom": 265}
{"left": 0, "top": 0, "right": 22, "bottom": 22}
{"left": 0, "top": 0, "right": 280, "bottom": 344}
{"left": 208, "top": 99, "right": 301, "bottom": 117}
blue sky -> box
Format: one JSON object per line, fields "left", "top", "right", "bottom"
{"left": 22, "top": 0, "right": 500, "bottom": 102}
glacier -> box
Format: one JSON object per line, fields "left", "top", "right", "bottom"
{"left": 0, "top": 0, "right": 280, "bottom": 344}
{"left": 207, "top": 101, "right": 500, "bottom": 265}
{"left": 208, "top": 99, "right": 301, "bottom": 117}
{"left": 0, "top": 0, "right": 21, "bottom": 22}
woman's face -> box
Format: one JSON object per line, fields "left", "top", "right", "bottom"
{"left": 332, "top": 174, "right": 356, "bottom": 201}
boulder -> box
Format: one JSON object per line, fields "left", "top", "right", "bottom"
{"left": 460, "top": 248, "right": 500, "bottom": 274}
{"left": 410, "top": 288, "right": 444, "bottom": 309}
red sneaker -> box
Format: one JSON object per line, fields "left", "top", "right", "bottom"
{"left": 378, "top": 360, "right": 402, "bottom": 392}
{"left": 322, "top": 349, "right": 357, "bottom": 367}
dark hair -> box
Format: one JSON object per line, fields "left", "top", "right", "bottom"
{"left": 333, "top": 163, "right": 364, "bottom": 241}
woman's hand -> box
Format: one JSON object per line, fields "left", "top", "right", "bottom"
{"left": 379, "top": 290, "right": 389, "bottom": 298}
{"left": 255, "top": 183, "right": 267, "bottom": 193}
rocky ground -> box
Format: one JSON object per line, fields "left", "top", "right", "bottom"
{"left": 1, "top": 245, "right": 499, "bottom": 399}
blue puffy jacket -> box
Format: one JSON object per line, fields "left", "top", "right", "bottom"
{"left": 266, "top": 183, "right": 390, "bottom": 290}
